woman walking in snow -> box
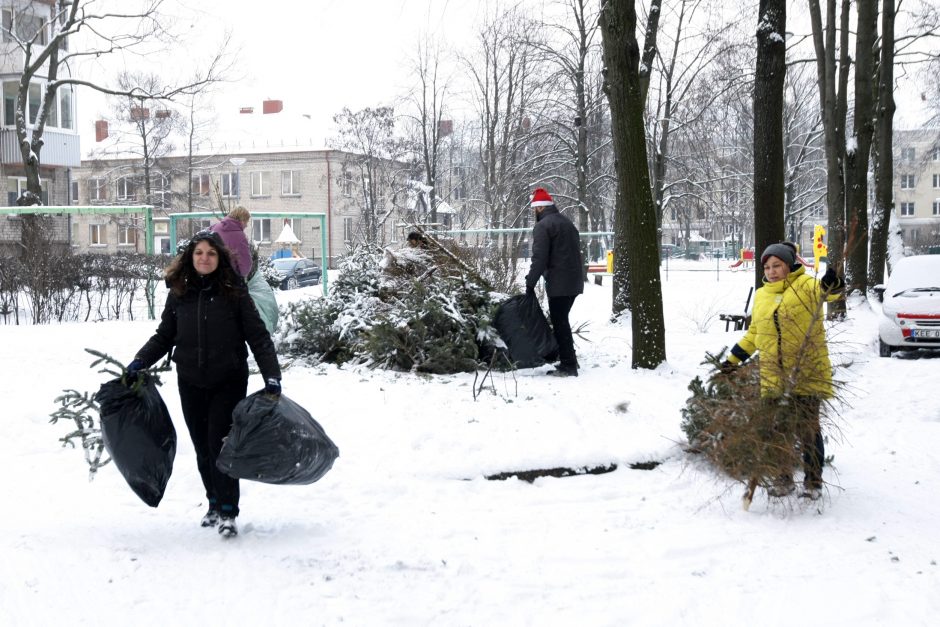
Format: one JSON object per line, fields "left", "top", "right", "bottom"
{"left": 720, "top": 242, "right": 843, "bottom": 499}
{"left": 127, "top": 231, "right": 282, "bottom": 537}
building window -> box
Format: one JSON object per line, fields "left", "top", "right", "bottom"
{"left": 192, "top": 173, "right": 210, "bottom": 196}
{"left": 250, "top": 171, "right": 268, "bottom": 196}
{"left": 152, "top": 174, "right": 169, "bottom": 208}
{"left": 934, "top": 200, "right": 940, "bottom": 216}
{"left": 343, "top": 217, "right": 355, "bottom": 242}
{"left": 281, "top": 170, "right": 299, "bottom": 195}
{"left": 2, "top": 9, "right": 47, "bottom": 45}
{"left": 89, "top": 224, "right": 106, "bottom": 246}
{"left": 933, "top": 148, "right": 940, "bottom": 162}
{"left": 27, "top": 82, "right": 40, "bottom": 124}
{"left": 118, "top": 225, "right": 134, "bottom": 246}
{"left": 117, "top": 177, "right": 136, "bottom": 201}
{"left": 933, "top": 174, "right": 940, "bottom": 189}
{"left": 58, "top": 85, "right": 73, "bottom": 130}
{"left": 221, "top": 172, "right": 238, "bottom": 198}
{"left": 900, "top": 147, "right": 915, "bottom": 161}
{"left": 90, "top": 178, "right": 107, "bottom": 202}
{"left": 2, "top": 82, "right": 15, "bottom": 126}
{"left": 70, "top": 180, "right": 78, "bottom": 205}
{"left": 900, "top": 202, "right": 915, "bottom": 217}
{"left": 251, "top": 218, "right": 271, "bottom": 243}
{"left": 900, "top": 174, "right": 915, "bottom": 190}
{"left": 342, "top": 171, "right": 354, "bottom": 197}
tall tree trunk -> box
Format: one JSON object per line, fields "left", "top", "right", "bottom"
{"left": 869, "top": 0, "right": 896, "bottom": 287}
{"left": 845, "top": 0, "right": 879, "bottom": 295}
{"left": 600, "top": 0, "right": 666, "bottom": 369}
{"left": 752, "top": 0, "right": 787, "bottom": 287}
{"left": 808, "top": 0, "right": 850, "bottom": 316}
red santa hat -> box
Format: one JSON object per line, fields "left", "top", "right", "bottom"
{"left": 530, "top": 187, "right": 554, "bottom": 207}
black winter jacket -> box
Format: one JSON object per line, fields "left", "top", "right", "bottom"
{"left": 525, "top": 206, "right": 584, "bottom": 297}
{"left": 135, "top": 275, "right": 281, "bottom": 388}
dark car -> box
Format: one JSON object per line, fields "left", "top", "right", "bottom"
{"left": 272, "top": 257, "right": 322, "bottom": 290}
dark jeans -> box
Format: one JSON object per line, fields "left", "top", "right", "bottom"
{"left": 548, "top": 295, "right": 578, "bottom": 369}
{"left": 779, "top": 395, "right": 824, "bottom": 485}
{"left": 178, "top": 376, "right": 248, "bottom": 517}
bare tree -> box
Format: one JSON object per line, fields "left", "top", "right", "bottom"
{"left": 599, "top": 0, "right": 666, "bottom": 369}
{"left": 402, "top": 36, "right": 451, "bottom": 226}
{"left": 5, "top": 0, "right": 229, "bottom": 206}
{"left": 844, "top": 0, "right": 879, "bottom": 295}
{"left": 869, "top": 0, "right": 896, "bottom": 288}
{"left": 331, "top": 106, "right": 408, "bottom": 246}
{"left": 752, "top": 0, "right": 787, "bottom": 287}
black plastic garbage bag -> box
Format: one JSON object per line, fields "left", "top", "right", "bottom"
{"left": 95, "top": 375, "right": 176, "bottom": 507}
{"left": 217, "top": 391, "right": 339, "bottom": 485}
{"left": 492, "top": 294, "right": 559, "bottom": 368}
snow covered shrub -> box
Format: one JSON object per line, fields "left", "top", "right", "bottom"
{"left": 277, "top": 244, "right": 504, "bottom": 373}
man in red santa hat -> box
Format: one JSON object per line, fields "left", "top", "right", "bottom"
{"left": 525, "top": 187, "right": 584, "bottom": 376}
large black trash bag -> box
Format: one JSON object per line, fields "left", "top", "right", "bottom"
{"left": 492, "top": 294, "right": 559, "bottom": 368}
{"left": 95, "top": 375, "right": 176, "bottom": 507}
{"left": 217, "top": 391, "right": 339, "bottom": 485}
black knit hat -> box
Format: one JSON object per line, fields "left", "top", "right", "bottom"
{"left": 760, "top": 242, "right": 797, "bottom": 269}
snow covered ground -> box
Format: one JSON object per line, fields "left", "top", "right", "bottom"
{"left": 2, "top": 260, "right": 939, "bottom": 626}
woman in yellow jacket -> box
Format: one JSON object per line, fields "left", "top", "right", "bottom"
{"left": 722, "top": 243, "right": 842, "bottom": 497}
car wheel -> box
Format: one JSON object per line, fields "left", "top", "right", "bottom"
{"left": 879, "top": 339, "right": 894, "bottom": 358}
{"left": 287, "top": 277, "right": 299, "bottom": 290}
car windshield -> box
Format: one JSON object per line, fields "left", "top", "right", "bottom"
{"left": 887, "top": 256, "right": 940, "bottom": 295}
{"left": 272, "top": 259, "right": 298, "bottom": 272}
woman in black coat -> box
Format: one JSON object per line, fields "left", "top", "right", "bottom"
{"left": 128, "top": 231, "right": 282, "bottom": 538}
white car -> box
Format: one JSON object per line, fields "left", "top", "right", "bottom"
{"left": 873, "top": 255, "right": 940, "bottom": 357}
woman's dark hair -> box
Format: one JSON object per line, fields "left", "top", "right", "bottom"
{"left": 165, "top": 231, "right": 244, "bottom": 299}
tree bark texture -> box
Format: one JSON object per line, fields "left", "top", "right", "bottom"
{"left": 845, "top": 0, "right": 879, "bottom": 295}
{"left": 600, "top": 0, "right": 666, "bottom": 369}
{"left": 752, "top": 0, "right": 787, "bottom": 288}
{"left": 869, "top": 0, "right": 896, "bottom": 287}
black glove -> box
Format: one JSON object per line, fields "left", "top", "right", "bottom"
{"left": 718, "top": 360, "right": 736, "bottom": 375}
{"left": 265, "top": 377, "right": 282, "bottom": 396}
{"left": 820, "top": 267, "right": 843, "bottom": 292}
{"left": 125, "top": 359, "right": 144, "bottom": 383}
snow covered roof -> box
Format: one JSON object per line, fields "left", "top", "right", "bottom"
{"left": 84, "top": 104, "right": 329, "bottom": 160}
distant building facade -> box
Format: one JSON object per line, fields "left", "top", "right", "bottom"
{"left": 894, "top": 129, "right": 940, "bottom": 252}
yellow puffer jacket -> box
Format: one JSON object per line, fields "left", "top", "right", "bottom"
{"left": 728, "top": 266, "right": 836, "bottom": 398}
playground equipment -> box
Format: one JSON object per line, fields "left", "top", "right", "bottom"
{"left": 727, "top": 248, "right": 755, "bottom": 270}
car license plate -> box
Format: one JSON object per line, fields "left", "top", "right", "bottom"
{"left": 912, "top": 329, "right": 940, "bottom": 338}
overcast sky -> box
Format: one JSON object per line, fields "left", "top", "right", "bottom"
{"left": 75, "top": 0, "right": 930, "bottom": 153}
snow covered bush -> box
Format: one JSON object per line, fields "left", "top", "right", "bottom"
{"left": 277, "top": 244, "right": 506, "bottom": 373}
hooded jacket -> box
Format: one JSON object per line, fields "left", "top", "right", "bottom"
{"left": 135, "top": 274, "right": 281, "bottom": 388}
{"left": 728, "top": 266, "right": 837, "bottom": 398}
{"left": 525, "top": 206, "right": 584, "bottom": 297}
{"left": 210, "top": 217, "right": 253, "bottom": 278}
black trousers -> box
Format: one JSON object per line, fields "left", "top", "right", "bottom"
{"left": 794, "top": 396, "right": 825, "bottom": 484}
{"left": 548, "top": 295, "right": 578, "bottom": 368}
{"left": 177, "top": 376, "right": 248, "bottom": 517}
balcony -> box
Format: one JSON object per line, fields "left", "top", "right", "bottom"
{"left": 0, "top": 127, "right": 80, "bottom": 167}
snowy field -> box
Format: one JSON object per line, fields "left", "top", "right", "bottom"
{"left": 2, "top": 259, "right": 939, "bottom": 626}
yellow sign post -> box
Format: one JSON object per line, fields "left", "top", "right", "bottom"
{"left": 813, "top": 224, "right": 828, "bottom": 272}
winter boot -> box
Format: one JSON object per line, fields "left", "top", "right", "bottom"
{"left": 547, "top": 365, "right": 578, "bottom": 377}
{"left": 218, "top": 516, "right": 238, "bottom": 538}
{"left": 800, "top": 474, "right": 823, "bottom": 500}
{"left": 200, "top": 508, "right": 220, "bottom": 528}
{"left": 766, "top": 475, "right": 795, "bottom": 497}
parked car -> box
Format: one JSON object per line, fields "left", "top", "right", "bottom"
{"left": 873, "top": 254, "right": 940, "bottom": 357}
{"left": 271, "top": 257, "right": 322, "bottom": 290}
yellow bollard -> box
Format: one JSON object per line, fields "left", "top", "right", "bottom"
{"left": 606, "top": 250, "right": 614, "bottom": 274}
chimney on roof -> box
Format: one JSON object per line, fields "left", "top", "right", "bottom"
{"left": 263, "top": 99, "right": 283, "bottom": 114}
{"left": 240, "top": 106, "right": 254, "bottom": 114}
{"left": 95, "top": 120, "right": 109, "bottom": 142}
{"left": 130, "top": 107, "right": 150, "bottom": 121}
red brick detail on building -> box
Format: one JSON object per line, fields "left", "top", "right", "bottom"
{"left": 95, "top": 120, "right": 109, "bottom": 142}
{"left": 263, "top": 99, "right": 283, "bottom": 114}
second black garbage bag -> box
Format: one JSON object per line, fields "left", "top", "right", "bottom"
{"left": 217, "top": 391, "right": 339, "bottom": 485}
{"left": 492, "top": 293, "right": 559, "bottom": 368}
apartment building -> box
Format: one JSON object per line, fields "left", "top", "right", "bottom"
{"left": 0, "top": 0, "right": 78, "bottom": 254}
{"left": 70, "top": 104, "right": 412, "bottom": 267}
{"left": 894, "top": 129, "right": 940, "bottom": 252}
